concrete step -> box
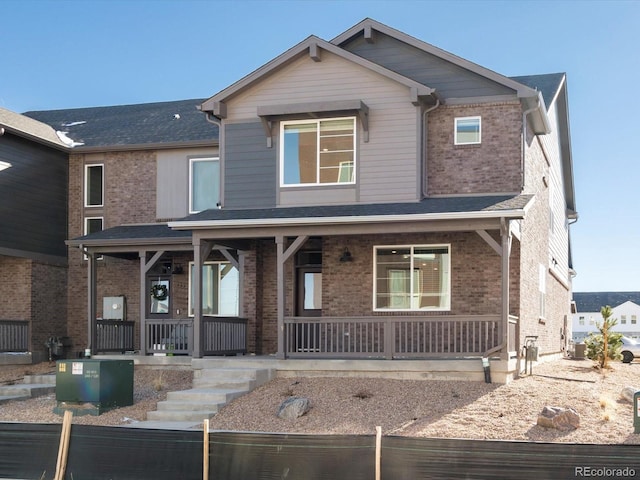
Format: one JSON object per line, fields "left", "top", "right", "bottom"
{"left": 146, "top": 409, "right": 217, "bottom": 422}
{"left": 167, "top": 387, "right": 248, "bottom": 404}
{"left": 23, "top": 374, "right": 56, "bottom": 385}
{"left": 143, "top": 367, "right": 275, "bottom": 424}
{"left": 0, "top": 383, "right": 55, "bottom": 404}
{"left": 156, "top": 400, "right": 222, "bottom": 412}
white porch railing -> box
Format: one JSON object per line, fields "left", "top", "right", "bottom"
{"left": 284, "top": 315, "right": 505, "bottom": 359}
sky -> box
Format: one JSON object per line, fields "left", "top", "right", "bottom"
{"left": 1, "top": 0, "right": 638, "bottom": 293}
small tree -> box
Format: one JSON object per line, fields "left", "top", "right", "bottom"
{"left": 585, "top": 305, "right": 622, "bottom": 369}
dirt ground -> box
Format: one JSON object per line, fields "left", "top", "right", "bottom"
{"left": 1, "top": 358, "right": 640, "bottom": 444}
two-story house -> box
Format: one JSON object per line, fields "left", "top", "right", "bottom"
{"left": 0, "top": 108, "right": 69, "bottom": 363}
{"left": 27, "top": 19, "right": 576, "bottom": 382}
{"left": 572, "top": 292, "right": 640, "bottom": 342}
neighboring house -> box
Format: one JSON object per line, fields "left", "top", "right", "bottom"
{"left": 0, "top": 108, "right": 69, "bottom": 363}
{"left": 24, "top": 99, "right": 219, "bottom": 358}
{"left": 572, "top": 292, "right": 640, "bottom": 342}
{"left": 26, "top": 18, "right": 576, "bottom": 382}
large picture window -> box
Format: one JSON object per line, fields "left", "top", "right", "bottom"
{"left": 84, "top": 164, "right": 104, "bottom": 207}
{"left": 189, "top": 261, "right": 239, "bottom": 316}
{"left": 190, "top": 157, "right": 220, "bottom": 213}
{"left": 374, "top": 245, "right": 450, "bottom": 311}
{"left": 281, "top": 117, "right": 355, "bottom": 186}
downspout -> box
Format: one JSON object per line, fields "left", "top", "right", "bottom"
{"left": 421, "top": 97, "right": 440, "bottom": 198}
{"left": 205, "top": 112, "right": 224, "bottom": 208}
{"left": 521, "top": 100, "right": 538, "bottom": 191}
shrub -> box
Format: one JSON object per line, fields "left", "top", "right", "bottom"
{"left": 585, "top": 305, "right": 622, "bottom": 368}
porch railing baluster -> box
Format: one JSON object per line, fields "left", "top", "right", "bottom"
{"left": 283, "top": 315, "right": 506, "bottom": 359}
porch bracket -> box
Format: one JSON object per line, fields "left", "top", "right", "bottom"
{"left": 260, "top": 117, "right": 273, "bottom": 148}
{"left": 476, "top": 230, "right": 502, "bottom": 256}
{"left": 219, "top": 247, "right": 239, "bottom": 269}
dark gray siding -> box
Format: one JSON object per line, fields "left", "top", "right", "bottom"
{"left": 342, "top": 33, "right": 515, "bottom": 100}
{"left": 224, "top": 122, "right": 276, "bottom": 208}
{"left": 0, "top": 133, "right": 68, "bottom": 258}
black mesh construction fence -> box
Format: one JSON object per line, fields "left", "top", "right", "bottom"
{"left": 1, "top": 423, "right": 640, "bottom": 479}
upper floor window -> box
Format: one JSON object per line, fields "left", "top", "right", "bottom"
{"left": 621, "top": 315, "right": 627, "bottom": 324}
{"left": 85, "top": 164, "right": 103, "bottom": 207}
{"left": 454, "top": 116, "right": 481, "bottom": 145}
{"left": 578, "top": 316, "right": 585, "bottom": 326}
{"left": 189, "top": 157, "right": 220, "bottom": 213}
{"left": 632, "top": 315, "right": 637, "bottom": 325}
{"left": 374, "top": 245, "right": 450, "bottom": 311}
{"left": 281, "top": 117, "right": 355, "bottom": 186}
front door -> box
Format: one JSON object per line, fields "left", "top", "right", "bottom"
{"left": 148, "top": 275, "right": 171, "bottom": 318}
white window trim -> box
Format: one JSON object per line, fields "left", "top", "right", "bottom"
{"left": 187, "top": 260, "right": 239, "bottom": 317}
{"left": 373, "top": 244, "right": 451, "bottom": 312}
{"left": 454, "top": 116, "right": 481, "bottom": 145}
{"left": 280, "top": 116, "right": 357, "bottom": 187}
{"left": 84, "top": 163, "right": 104, "bottom": 207}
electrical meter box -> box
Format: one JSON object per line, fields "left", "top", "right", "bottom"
{"left": 55, "top": 359, "right": 134, "bottom": 416}
{"left": 103, "top": 296, "right": 125, "bottom": 320}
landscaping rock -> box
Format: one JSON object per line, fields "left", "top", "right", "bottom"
{"left": 537, "top": 406, "right": 580, "bottom": 431}
{"left": 621, "top": 386, "right": 639, "bottom": 403}
{"left": 277, "top": 397, "right": 310, "bottom": 420}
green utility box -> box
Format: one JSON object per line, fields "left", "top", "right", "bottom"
{"left": 54, "top": 359, "right": 134, "bottom": 416}
{"left": 635, "top": 391, "right": 640, "bottom": 434}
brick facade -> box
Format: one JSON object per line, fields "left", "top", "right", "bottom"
{"left": 0, "top": 256, "right": 67, "bottom": 361}
{"left": 427, "top": 102, "right": 523, "bottom": 195}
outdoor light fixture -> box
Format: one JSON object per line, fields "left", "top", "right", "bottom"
{"left": 339, "top": 247, "right": 353, "bottom": 262}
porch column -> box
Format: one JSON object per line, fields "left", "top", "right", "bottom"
{"left": 276, "top": 236, "right": 285, "bottom": 359}
{"left": 139, "top": 250, "right": 165, "bottom": 355}
{"left": 275, "top": 235, "right": 308, "bottom": 359}
{"left": 86, "top": 250, "right": 97, "bottom": 354}
{"left": 500, "top": 219, "right": 512, "bottom": 360}
{"left": 193, "top": 236, "right": 213, "bottom": 358}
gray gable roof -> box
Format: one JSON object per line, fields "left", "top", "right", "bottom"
{"left": 23, "top": 99, "right": 218, "bottom": 150}
{"left": 573, "top": 292, "right": 640, "bottom": 312}
{"left": 510, "top": 73, "right": 565, "bottom": 109}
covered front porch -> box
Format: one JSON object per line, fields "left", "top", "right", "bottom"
{"left": 69, "top": 195, "right": 529, "bottom": 379}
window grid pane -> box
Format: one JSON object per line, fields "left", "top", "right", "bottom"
{"left": 282, "top": 118, "right": 355, "bottom": 185}
{"left": 374, "top": 246, "right": 450, "bottom": 311}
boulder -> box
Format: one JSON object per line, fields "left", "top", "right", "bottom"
{"left": 277, "top": 397, "right": 310, "bottom": 420}
{"left": 621, "top": 386, "right": 639, "bottom": 403}
{"left": 537, "top": 406, "right": 580, "bottom": 431}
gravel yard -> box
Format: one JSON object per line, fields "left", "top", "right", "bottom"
{"left": 1, "top": 358, "right": 640, "bottom": 444}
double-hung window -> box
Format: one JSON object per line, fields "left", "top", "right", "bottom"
{"left": 85, "top": 164, "right": 104, "bottom": 207}
{"left": 84, "top": 216, "right": 103, "bottom": 260}
{"left": 374, "top": 245, "right": 450, "bottom": 311}
{"left": 281, "top": 117, "right": 355, "bottom": 186}
{"left": 189, "top": 157, "right": 220, "bottom": 213}
{"left": 188, "top": 261, "right": 239, "bottom": 316}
